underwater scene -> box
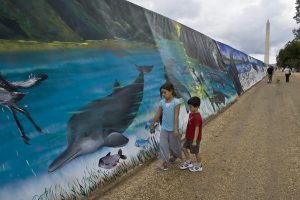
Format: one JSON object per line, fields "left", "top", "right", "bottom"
{"left": 0, "top": 38, "right": 238, "bottom": 199}
{"left": 0, "top": 0, "right": 266, "bottom": 199}
{"left": 217, "top": 42, "right": 266, "bottom": 92}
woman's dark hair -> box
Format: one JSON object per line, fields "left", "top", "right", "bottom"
{"left": 187, "top": 96, "right": 201, "bottom": 107}
{"left": 160, "top": 81, "right": 177, "bottom": 97}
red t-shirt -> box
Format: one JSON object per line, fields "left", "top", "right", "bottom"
{"left": 185, "top": 112, "right": 202, "bottom": 142}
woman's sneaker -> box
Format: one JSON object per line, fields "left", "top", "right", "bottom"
{"left": 179, "top": 161, "right": 193, "bottom": 170}
{"left": 189, "top": 164, "right": 203, "bottom": 172}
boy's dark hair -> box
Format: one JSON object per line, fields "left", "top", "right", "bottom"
{"left": 187, "top": 96, "right": 201, "bottom": 107}
{"left": 160, "top": 81, "right": 177, "bottom": 97}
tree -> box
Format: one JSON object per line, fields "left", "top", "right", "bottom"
{"left": 277, "top": 40, "right": 300, "bottom": 69}
{"left": 293, "top": 0, "right": 300, "bottom": 38}
{"left": 277, "top": 0, "right": 300, "bottom": 68}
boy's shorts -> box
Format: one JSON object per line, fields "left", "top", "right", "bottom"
{"left": 183, "top": 139, "right": 200, "bottom": 154}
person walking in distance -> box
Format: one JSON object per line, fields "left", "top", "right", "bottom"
{"left": 284, "top": 66, "right": 292, "bottom": 82}
{"left": 267, "top": 66, "right": 274, "bottom": 83}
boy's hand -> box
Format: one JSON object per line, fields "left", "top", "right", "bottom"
{"left": 192, "top": 140, "right": 197, "bottom": 146}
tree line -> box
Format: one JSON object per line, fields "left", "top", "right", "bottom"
{"left": 276, "top": 0, "right": 300, "bottom": 70}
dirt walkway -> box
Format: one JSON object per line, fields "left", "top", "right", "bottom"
{"left": 89, "top": 72, "right": 300, "bottom": 200}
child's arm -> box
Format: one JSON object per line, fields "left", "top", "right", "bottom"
{"left": 193, "top": 114, "right": 202, "bottom": 145}
{"left": 192, "top": 126, "right": 199, "bottom": 145}
{"left": 150, "top": 107, "right": 162, "bottom": 133}
{"left": 173, "top": 104, "right": 180, "bottom": 137}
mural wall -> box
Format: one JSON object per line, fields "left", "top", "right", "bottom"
{"left": 0, "top": 0, "right": 267, "bottom": 199}
{"left": 217, "top": 42, "right": 266, "bottom": 92}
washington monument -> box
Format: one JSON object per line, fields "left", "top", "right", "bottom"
{"left": 264, "top": 20, "right": 270, "bottom": 64}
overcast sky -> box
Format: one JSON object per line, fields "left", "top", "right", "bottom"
{"left": 127, "top": 0, "right": 297, "bottom": 64}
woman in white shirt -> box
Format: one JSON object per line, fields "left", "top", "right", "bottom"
{"left": 284, "top": 67, "right": 292, "bottom": 82}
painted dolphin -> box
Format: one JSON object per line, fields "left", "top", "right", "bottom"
{"left": 48, "top": 65, "right": 153, "bottom": 172}
{"left": 164, "top": 61, "right": 191, "bottom": 112}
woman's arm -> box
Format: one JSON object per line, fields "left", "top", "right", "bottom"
{"left": 153, "top": 107, "right": 162, "bottom": 123}
{"left": 173, "top": 104, "right": 180, "bottom": 137}
{"left": 193, "top": 126, "right": 199, "bottom": 145}
{"left": 150, "top": 107, "right": 162, "bottom": 133}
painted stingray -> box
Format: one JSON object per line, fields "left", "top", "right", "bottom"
{"left": 48, "top": 65, "right": 153, "bottom": 172}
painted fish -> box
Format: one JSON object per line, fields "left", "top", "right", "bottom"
{"left": 98, "top": 149, "right": 127, "bottom": 169}
{"left": 135, "top": 138, "right": 151, "bottom": 149}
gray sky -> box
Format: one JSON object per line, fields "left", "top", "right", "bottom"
{"left": 127, "top": 0, "right": 297, "bottom": 64}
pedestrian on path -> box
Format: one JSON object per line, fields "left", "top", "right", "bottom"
{"left": 267, "top": 66, "right": 274, "bottom": 83}
{"left": 284, "top": 66, "right": 292, "bottom": 82}
{"left": 180, "top": 96, "right": 203, "bottom": 172}
{"left": 150, "top": 82, "right": 183, "bottom": 172}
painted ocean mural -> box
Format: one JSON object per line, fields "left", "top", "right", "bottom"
{"left": 217, "top": 42, "right": 267, "bottom": 91}
{"left": 0, "top": 0, "right": 266, "bottom": 199}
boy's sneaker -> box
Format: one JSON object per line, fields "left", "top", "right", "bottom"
{"left": 189, "top": 164, "right": 203, "bottom": 172}
{"left": 179, "top": 161, "right": 193, "bottom": 170}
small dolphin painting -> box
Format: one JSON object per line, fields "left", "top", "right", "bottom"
{"left": 98, "top": 149, "right": 127, "bottom": 169}
{"left": 48, "top": 65, "right": 153, "bottom": 172}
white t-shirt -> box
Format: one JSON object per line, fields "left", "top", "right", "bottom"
{"left": 284, "top": 68, "right": 291, "bottom": 75}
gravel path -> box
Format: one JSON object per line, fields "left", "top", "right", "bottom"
{"left": 88, "top": 72, "right": 300, "bottom": 200}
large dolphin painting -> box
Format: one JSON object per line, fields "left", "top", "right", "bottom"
{"left": 48, "top": 65, "right": 153, "bottom": 172}
{"left": 164, "top": 61, "right": 191, "bottom": 112}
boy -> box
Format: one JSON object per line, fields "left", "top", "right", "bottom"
{"left": 180, "top": 96, "right": 203, "bottom": 172}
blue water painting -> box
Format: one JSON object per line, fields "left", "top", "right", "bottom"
{"left": 0, "top": 47, "right": 166, "bottom": 194}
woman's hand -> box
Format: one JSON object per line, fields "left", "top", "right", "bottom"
{"left": 173, "top": 129, "right": 180, "bottom": 138}
{"left": 149, "top": 124, "right": 155, "bottom": 134}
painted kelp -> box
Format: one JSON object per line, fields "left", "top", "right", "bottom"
{"left": 0, "top": 0, "right": 266, "bottom": 199}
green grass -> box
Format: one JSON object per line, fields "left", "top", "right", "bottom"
{"left": 0, "top": 39, "right": 156, "bottom": 52}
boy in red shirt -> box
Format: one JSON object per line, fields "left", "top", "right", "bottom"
{"left": 180, "top": 96, "right": 203, "bottom": 172}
